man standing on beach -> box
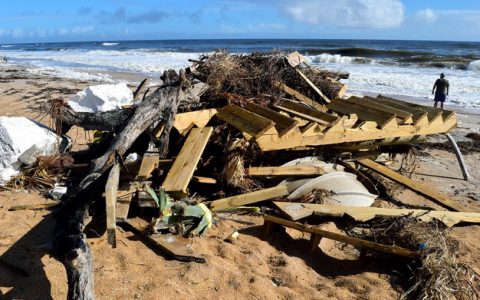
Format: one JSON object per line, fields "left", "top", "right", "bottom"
{"left": 432, "top": 73, "right": 449, "bottom": 110}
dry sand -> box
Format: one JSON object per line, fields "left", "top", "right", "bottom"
{"left": 1, "top": 63, "right": 480, "bottom": 299}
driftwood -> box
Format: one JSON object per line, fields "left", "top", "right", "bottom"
{"left": 51, "top": 69, "right": 193, "bottom": 300}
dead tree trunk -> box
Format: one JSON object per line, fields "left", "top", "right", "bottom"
{"left": 52, "top": 70, "right": 192, "bottom": 300}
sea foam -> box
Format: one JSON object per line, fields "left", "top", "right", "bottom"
{"left": 467, "top": 60, "right": 480, "bottom": 71}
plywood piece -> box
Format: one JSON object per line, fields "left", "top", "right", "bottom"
{"left": 357, "top": 159, "right": 473, "bottom": 212}
{"left": 245, "top": 102, "right": 298, "bottom": 136}
{"left": 162, "top": 127, "right": 213, "bottom": 197}
{"left": 295, "top": 69, "right": 330, "bottom": 103}
{"left": 105, "top": 163, "right": 120, "bottom": 248}
{"left": 137, "top": 152, "right": 160, "bottom": 180}
{"left": 264, "top": 215, "right": 420, "bottom": 259}
{"left": 328, "top": 100, "right": 397, "bottom": 129}
{"left": 345, "top": 96, "right": 413, "bottom": 124}
{"left": 217, "top": 104, "right": 275, "bottom": 138}
{"left": 126, "top": 218, "right": 205, "bottom": 263}
{"left": 247, "top": 166, "right": 324, "bottom": 176}
{"left": 274, "top": 202, "right": 480, "bottom": 227}
{"left": 209, "top": 186, "right": 289, "bottom": 211}
{"left": 173, "top": 109, "right": 218, "bottom": 136}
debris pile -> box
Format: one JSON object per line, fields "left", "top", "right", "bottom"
{"left": 3, "top": 51, "right": 479, "bottom": 299}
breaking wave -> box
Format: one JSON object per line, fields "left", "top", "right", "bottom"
{"left": 102, "top": 42, "right": 119, "bottom": 46}
{"left": 308, "top": 53, "right": 373, "bottom": 64}
{"left": 468, "top": 60, "right": 480, "bottom": 71}
{"left": 303, "top": 47, "right": 432, "bottom": 58}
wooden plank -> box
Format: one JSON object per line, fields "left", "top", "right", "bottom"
{"left": 192, "top": 176, "right": 217, "bottom": 184}
{"left": 264, "top": 215, "right": 420, "bottom": 259}
{"left": 295, "top": 69, "right": 331, "bottom": 103}
{"left": 284, "top": 99, "right": 337, "bottom": 123}
{"left": 376, "top": 95, "right": 443, "bottom": 125}
{"left": 126, "top": 218, "right": 205, "bottom": 263}
{"left": 345, "top": 97, "right": 413, "bottom": 124}
{"left": 217, "top": 104, "right": 275, "bottom": 138}
{"left": 357, "top": 159, "right": 472, "bottom": 212}
{"left": 247, "top": 166, "right": 324, "bottom": 177}
{"left": 277, "top": 83, "right": 327, "bottom": 112}
{"left": 209, "top": 186, "right": 289, "bottom": 211}
{"left": 173, "top": 109, "right": 218, "bottom": 136}
{"left": 328, "top": 100, "right": 397, "bottom": 129}
{"left": 364, "top": 96, "right": 428, "bottom": 126}
{"left": 245, "top": 102, "right": 298, "bottom": 136}
{"left": 116, "top": 185, "right": 136, "bottom": 222}
{"left": 105, "top": 163, "right": 120, "bottom": 248}
{"left": 277, "top": 99, "right": 338, "bottom": 124}
{"left": 274, "top": 202, "right": 480, "bottom": 226}
{"left": 162, "top": 127, "right": 213, "bottom": 197}
{"left": 9, "top": 202, "right": 59, "bottom": 211}
{"left": 136, "top": 152, "right": 159, "bottom": 180}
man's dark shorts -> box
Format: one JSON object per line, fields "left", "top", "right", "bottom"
{"left": 434, "top": 93, "right": 446, "bottom": 102}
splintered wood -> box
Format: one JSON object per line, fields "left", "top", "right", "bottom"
{"left": 162, "top": 127, "right": 213, "bottom": 198}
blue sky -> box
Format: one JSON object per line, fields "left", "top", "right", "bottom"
{"left": 0, "top": 0, "right": 479, "bottom": 43}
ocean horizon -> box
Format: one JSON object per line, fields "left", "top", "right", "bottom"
{"left": 1, "top": 38, "right": 479, "bottom": 109}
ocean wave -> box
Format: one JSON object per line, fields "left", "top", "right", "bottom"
{"left": 303, "top": 47, "right": 432, "bottom": 58}
{"left": 468, "top": 60, "right": 480, "bottom": 71}
{"left": 308, "top": 53, "right": 374, "bottom": 65}
{"left": 1, "top": 45, "right": 13, "bottom": 48}
{"left": 102, "top": 42, "right": 119, "bottom": 46}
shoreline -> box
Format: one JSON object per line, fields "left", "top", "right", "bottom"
{"left": 1, "top": 60, "right": 480, "bottom": 299}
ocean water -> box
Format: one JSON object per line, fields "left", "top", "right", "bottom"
{"left": 1, "top": 39, "right": 479, "bottom": 109}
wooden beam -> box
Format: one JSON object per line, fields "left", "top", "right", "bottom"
{"left": 273, "top": 202, "right": 480, "bottom": 226}
{"left": 245, "top": 102, "right": 298, "bottom": 136}
{"left": 247, "top": 166, "right": 324, "bottom": 177}
{"left": 345, "top": 97, "right": 413, "bottom": 124}
{"left": 162, "top": 127, "right": 213, "bottom": 198}
{"left": 136, "top": 152, "right": 159, "bottom": 180}
{"left": 217, "top": 104, "right": 275, "bottom": 138}
{"left": 126, "top": 218, "right": 206, "bottom": 263}
{"left": 116, "top": 185, "right": 136, "bottom": 223}
{"left": 364, "top": 96, "right": 428, "bottom": 127}
{"left": 328, "top": 100, "right": 397, "bottom": 129}
{"left": 277, "top": 82, "right": 327, "bottom": 112}
{"left": 105, "top": 163, "right": 120, "bottom": 248}
{"left": 263, "top": 214, "right": 420, "bottom": 259}
{"left": 192, "top": 176, "right": 217, "bottom": 184}
{"left": 295, "top": 69, "right": 331, "bottom": 103}
{"left": 9, "top": 202, "right": 59, "bottom": 211}
{"left": 173, "top": 108, "right": 218, "bottom": 136}
{"left": 356, "top": 159, "right": 472, "bottom": 212}
{"left": 376, "top": 95, "right": 443, "bottom": 124}
{"left": 209, "top": 186, "right": 289, "bottom": 211}
{"left": 275, "top": 99, "right": 337, "bottom": 126}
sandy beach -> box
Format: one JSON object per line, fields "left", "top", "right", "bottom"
{"left": 1, "top": 62, "right": 480, "bottom": 300}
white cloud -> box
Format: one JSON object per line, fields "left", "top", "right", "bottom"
{"left": 221, "top": 22, "right": 285, "bottom": 34}
{"left": 282, "top": 0, "right": 405, "bottom": 29}
{"left": 0, "top": 26, "right": 95, "bottom": 38}
{"left": 415, "top": 9, "right": 438, "bottom": 23}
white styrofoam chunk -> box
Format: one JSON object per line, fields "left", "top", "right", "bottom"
{"left": 68, "top": 82, "right": 134, "bottom": 113}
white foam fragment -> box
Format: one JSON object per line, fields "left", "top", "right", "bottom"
{"left": 0, "top": 117, "right": 60, "bottom": 185}
{"left": 68, "top": 83, "right": 134, "bottom": 113}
